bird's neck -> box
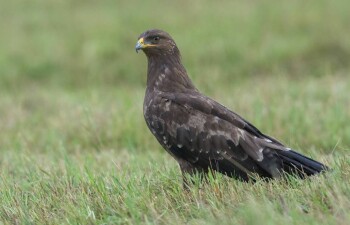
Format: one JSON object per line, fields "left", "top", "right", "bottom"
{"left": 146, "top": 55, "right": 196, "bottom": 93}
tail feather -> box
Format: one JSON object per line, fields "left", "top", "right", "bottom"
{"left": 277, "top": 150, "right": 328, "bottom": 178}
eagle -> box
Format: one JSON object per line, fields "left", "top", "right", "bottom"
{"left": 135, "top": 29, "right": 328, "bottom": 187}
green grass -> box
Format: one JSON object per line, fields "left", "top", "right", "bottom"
{"left": 0, "top": 0, "right": 350, "bottom": 224}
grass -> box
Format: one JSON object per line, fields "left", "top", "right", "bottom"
{"left": 0, "top": 0, "right": 350, "bottom": 224}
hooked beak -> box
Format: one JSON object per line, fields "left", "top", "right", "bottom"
{"left": 135, "top": 37, "right": 145, "bottom": 53}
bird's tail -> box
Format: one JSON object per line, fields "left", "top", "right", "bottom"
{"left": 277, "top": 150, "right": 328, "bottom": 178}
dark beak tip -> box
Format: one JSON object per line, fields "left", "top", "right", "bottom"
{"left": 135, "top": 48, "right": 142, "bottom": 53}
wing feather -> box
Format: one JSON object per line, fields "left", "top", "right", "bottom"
{"left": 146, "top": 92, "right": 289, "bottom": 179}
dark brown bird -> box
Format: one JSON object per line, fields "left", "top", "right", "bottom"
{"left": 135, "top": 29, "right": 327, "bottom": 187}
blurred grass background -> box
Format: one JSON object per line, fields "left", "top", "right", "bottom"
{"left": 0, "top": 0, "right": 349, "bottom": 224}
{"left": 1, "top": 0, "right": 350, "bottom": 88}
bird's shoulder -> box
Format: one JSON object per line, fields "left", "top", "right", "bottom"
{"left": 151, "top": 90, "right": 284, "bottom": 145}
{"left": 154, "top": 92, "right": 251, "bottom": 130}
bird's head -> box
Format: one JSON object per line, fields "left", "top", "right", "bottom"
{"left": 135, "top": 29, "right": 179, "bottom": 57}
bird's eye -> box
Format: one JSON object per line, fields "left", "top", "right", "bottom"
{"left": 153, "top": 36, "right": 160, "bottom": 41}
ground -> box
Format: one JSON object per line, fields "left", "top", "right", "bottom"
{"left": 0, "top": 0, "right": 349, "bottom": 224}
